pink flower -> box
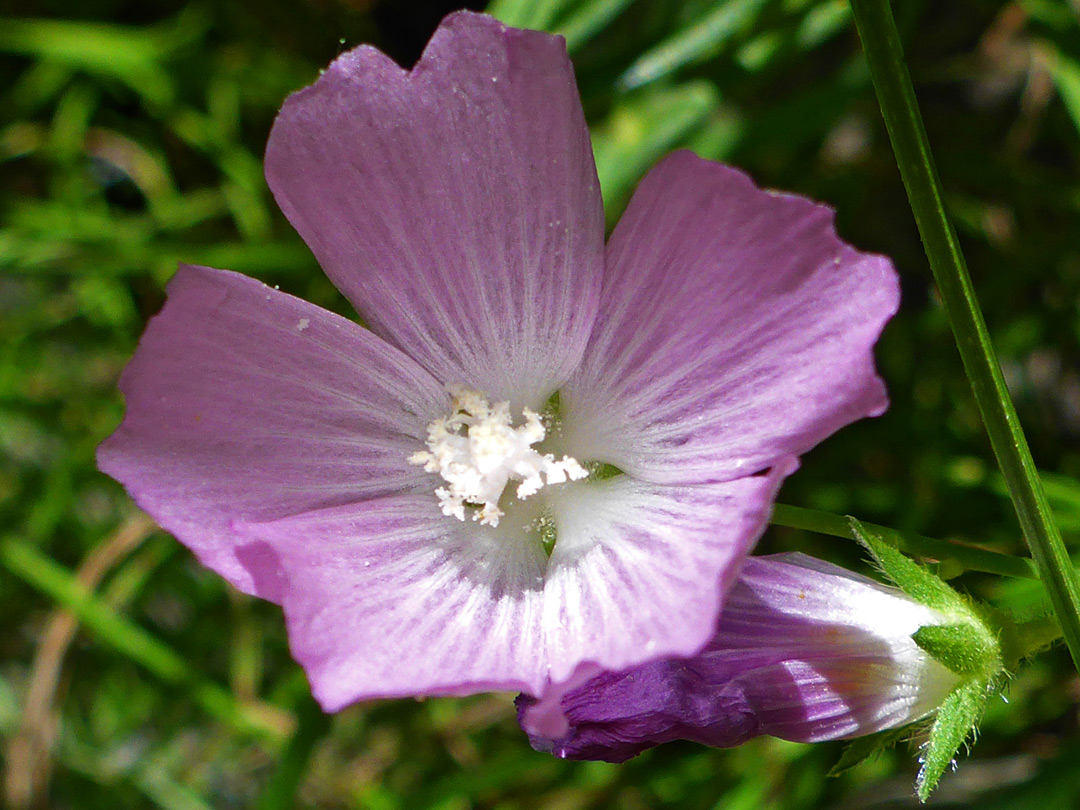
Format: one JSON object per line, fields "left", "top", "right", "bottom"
{"left": 97, "top": 12, "right": 898, "bottom": 734}
{"left": 519, "top": 554, "right": 960, "bottom": 760}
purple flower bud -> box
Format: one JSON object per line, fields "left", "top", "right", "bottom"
{"left": 520, "top": 553, "right": 960, "bottom": 761}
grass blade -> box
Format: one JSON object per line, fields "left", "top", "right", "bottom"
{"left": 618, "top": 0, "right": 768, "bottom": 90}
{"left": 0, "top": 536, "right": 287, "bottom": 742}
{"left": 849, "top": 0, "right": 1080, "bottom": 671}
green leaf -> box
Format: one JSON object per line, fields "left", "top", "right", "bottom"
{"left": 797, "top": 0, "right": 851, "bottom": 49}
{"left": 255, "top": 693, "right": 331, "bottom": 810}
{"left": 851, "top": 517, "right": 1006, "bottom": 674}
{"left": 617, "top": 0, "right": 769, "bottom": 90}
{"left": 0, "top": 9, "right": 207, "bottom": 106}
{"left": 487, "top": 0, "right": 572, "bottom": 30}
{"left": 556, "top": 0, "right": 637, "bottom": 52}
{"left": 591, "top": 81, "right": 718, "bottom": 222}
{"left": 0, "top": 535, "right": 284, "bottom": 742}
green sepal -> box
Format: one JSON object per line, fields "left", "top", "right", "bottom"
{"left": 848, "top": 518, "right": 967, "bottom": 616}
{"left": 915, "top": 679, "right": 989, "bottom": 802}
{"left": 541, "top": 389, "right": 563, "bottom": 420}
{"left": 851, "top": 518, "right": 1004, "bottom": 675}
{"left": 585, "top": 462, "right": 625, "bottom": 482}
{"left": 828, "top": 726, "right": 908, "bottom": 777}
{"left": 912, "top": 624, "right": 995, "bottom": 677}
{"left": 849, "top": 518, "right": 1009, "bottom": 802}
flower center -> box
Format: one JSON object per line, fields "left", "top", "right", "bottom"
{"left": 410, "top": 384, "right": 587, "bottom": 527}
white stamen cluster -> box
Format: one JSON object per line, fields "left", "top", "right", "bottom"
{"left": 410, "top": 384, "right": 587, "bottom": 527}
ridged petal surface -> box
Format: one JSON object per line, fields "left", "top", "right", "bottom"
{"left": 265, "top": 11, "right": 604, "bottom": 411}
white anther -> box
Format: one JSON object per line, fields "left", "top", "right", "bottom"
{"left": 410, "top": 385, "right": 587, "bottom": 527}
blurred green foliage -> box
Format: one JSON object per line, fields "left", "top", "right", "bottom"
{"left": 2, "top": 0, "right": 1080, "bottom": 808}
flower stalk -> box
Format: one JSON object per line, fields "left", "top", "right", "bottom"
{"left": 849, "top": 0, "right": 1080, "bottom": 672}
{"left": 771, "top": 504, "right": 1039, "bottom": 580}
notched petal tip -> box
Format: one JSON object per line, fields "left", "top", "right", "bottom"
{"left": 264, "top": 10, "right": 604, "bottom": 410}
{"left": 434, "top": 9, "right": 569, "bottom": 54}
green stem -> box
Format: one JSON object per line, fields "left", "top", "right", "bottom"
{"left": 1014, "top": 616, "right": 1064, "bottom": 659}
{"left": 849, "top": 0, "right": 1080, "bottom": 672}
{"left": 771, "top": 504, "right": 1037, "bottom": 579}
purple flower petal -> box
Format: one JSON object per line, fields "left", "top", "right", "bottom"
{"left": 523, "top": 553, "right": 959, "bottom": 762}
{"left": 539, "top": 464, "right": 796, "bottom": 687}
{"left": 233, "top": 495, "right": 552, "bottom": 708}
{"left": 561, "top": 152, "right": 899, "bottom": 484}
{"left": 265, "top": 11, "right": 604, "bottom": 411}
{"left": 97, "top": 265, "right": 447, "bottom": 599}
{"left": 98, "top": 13, "right": 903, "bottom": 726}
{"left": 232, "top": 464, "right": 793, "bottom": 713}
{"left": 521, "top": 461, "right": 795, "bottom": 736}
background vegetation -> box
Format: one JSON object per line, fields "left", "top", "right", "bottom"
{"left": 2, "top": 0, "right": 1080, "bottom": 807}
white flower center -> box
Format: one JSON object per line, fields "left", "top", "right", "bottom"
{"left": 410, "top": 385, "right": 587, "bottom": 527}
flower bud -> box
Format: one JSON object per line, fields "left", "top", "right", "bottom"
{"left": 519, "top": 552, "right": 962, "bottom": 762}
